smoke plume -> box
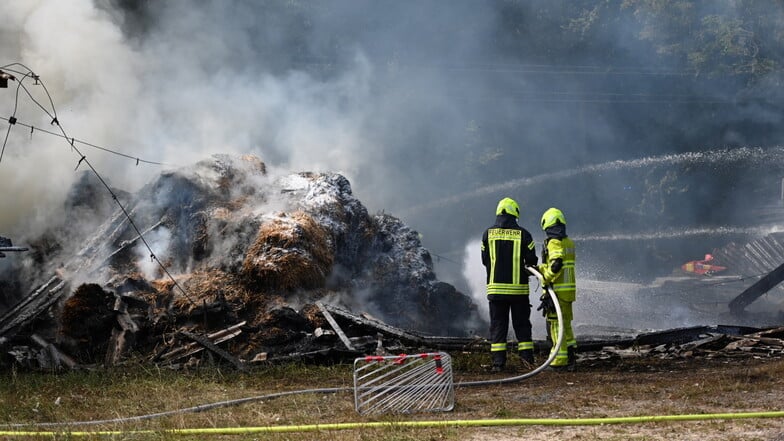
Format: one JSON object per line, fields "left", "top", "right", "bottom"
{"left": 2, "top": 1, "right": 784, "bottom": 332}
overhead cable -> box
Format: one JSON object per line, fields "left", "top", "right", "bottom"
{"left": 0, "top": 63, "right": 197, "bottom": 306}
{"left": 0, "top": 115, "right": 167, "bottom": 166}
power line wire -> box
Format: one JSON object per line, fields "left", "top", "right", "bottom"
{"left": 2, "top": 63, "right": 58, "bottom": 122}
{"left": 1, "top": 63, "right": 167, "bottom": 166}
{"left": 0, "top": 69, "right": 28, "bottom": 163}
{"left": 293, "top": 59, "right": 705, "bottom": 76}
{"left": 0, "top": 63, "right": 197, "bottom": 306}
{"left": 0, "top": 115, "right": 168, "bottom": 166}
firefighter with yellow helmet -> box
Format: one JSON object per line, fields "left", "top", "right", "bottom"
{"left": 538, "top": 207, "right": 577, "bottom": 369}
{"left": 481, "top": 197, "right": 538, "bottom": 372}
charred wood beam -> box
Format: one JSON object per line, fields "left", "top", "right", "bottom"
{"left": 320, "top": 303, "right": 491, "bottom": 351}
{"left": 752, "top": 326, "right": 784, "bottom": 339}
{"left": 61, "top": 205, "right": 152, "bottom": 278}
{"left": 729, "top": 261, "right": 784, "bottom": 315}
{"left": 320, "top": 303, "right": 424, "bottom": 346}
{"left": 61, "top": 209, "right": 131, "bottom": 275}
{"left": 0, "top": 215, "right": 163, "bottom": 340}
{"left": 105, "top": 297, "right": 140, "bottom": 366}
{"left": 0, "top": 246, "right": 28, "bottom": 257}
{"left": 0, "top": 276, "right": 58, "bottom": 331}
{"left": 0, "top": 219, "right": 165, "bottom": 340}
{"left": 30, "top": 333, "right": 78, "bottom": 369}
{"left": 0, "top": 236, "right": 26, "bottom": 256}
{"left": 106, "top": 326, "right": 134, "bottom": 366}
{"left": 415, "top": 335, "right": 489, "bottom": 351}
{"left": 95, "top": 219, "right": 165, "bottom": 272}
{"left": 261, "top": 348, "right": 357, "bottom": 365}
{"left": 178, "top": 330, "right": 245, "bottom": 371}
{"left": 316, "top": 302, "right": 355, "bottom": 351}
{"left": 157, "top": 321, "right": 245, "bottom": 363}
{"left": 0, "top": 277, "right": 65, "bottom": 339}
{"left": 635, "top": 325, "right": 762, "bottom": 347}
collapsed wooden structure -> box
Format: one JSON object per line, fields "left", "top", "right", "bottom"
{"left": 580, "top": 325, "right": 784, "bottom": 362}
{"left": 4, "top": 284, "right": 784, "bottom": 371}
{"left": 712, "top": 232, "right": 784, "bottom": 316}
{"left": 0, "top": 235, "right": 28, "bottom": 258}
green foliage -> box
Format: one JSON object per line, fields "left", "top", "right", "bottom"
{"left": 619, "top": 0, "right": 780, "bottom": 78}
{"left": 556, "top": 0, "right": 784, "bottom": 80}
{"left": 691, "top": 14, "right": 775, "bottom": 75}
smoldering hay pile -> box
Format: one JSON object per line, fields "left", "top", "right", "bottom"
{"left": 0, "top": 154, "right": 482, "bottom": 369}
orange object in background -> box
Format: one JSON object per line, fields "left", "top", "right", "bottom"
{"left": 681, "top": 253, "right": 727, "bottom": 275}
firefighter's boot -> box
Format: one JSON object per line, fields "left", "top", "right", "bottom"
{"left": 519, "top": 349, "right": 535, "bottom": 369}
{"left": 491, "top": 351, "right": 506, "bottom": 372}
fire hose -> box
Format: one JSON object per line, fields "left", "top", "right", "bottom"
{"left": 0, "top": 267, "right": 563, "bottom": 429}
{"left": 455, "top": 265, "right": 564, "bottom": 387}
{"left": 1, "top": 267, "right": 783, "bottom": 435}
{"left": 0, "top": 260, "right": 762, "bottom": 421}
{"left": 5, "top": 411, "right": 784, "bottom": 437}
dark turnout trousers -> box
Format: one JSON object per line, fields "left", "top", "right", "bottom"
{"left": 488, "top": 295, "right": 533, "bottom": 368}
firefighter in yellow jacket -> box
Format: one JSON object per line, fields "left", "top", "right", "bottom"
{"left": 481, "top": 197, "right": 538, "bottom": 372}
{"left": 538, "top": 207, "right": 577, "bottom": 369}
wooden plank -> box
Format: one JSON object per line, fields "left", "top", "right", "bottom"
{"left": 321, "top": 303, "right": 423, "bottom": 345}
{"left": 96, "top": 219, "right": 165, "bottom": 272}
{"left": 729, "top": 261, "right": 784, "bottom": 314}
{"left": 0, "top": 276, "right": 59, "bottom": 332}
{"left": 179, "top": 330, "right": 245, "bottom": 371}
{"left": 320, "top": 303, "right": 490, "bottom": 350}
{"left": 316, "top": 302, "right": 355, "bottom": 351}
{"left": 0, "top": 279, "right": 65, "bottom": 338}
{"left": 159, "top": 321, "right": 245, "bottom": 362}
{"left": 30, "top": 334, "right": 78, "bottom": 369}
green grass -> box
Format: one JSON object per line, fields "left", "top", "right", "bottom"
{"left": 0, "top": 353, "right": 783, "bottom": 440}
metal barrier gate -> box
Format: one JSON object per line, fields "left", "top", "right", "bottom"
{"left": 353, "top": 352, "right": 454, "bottom": 415}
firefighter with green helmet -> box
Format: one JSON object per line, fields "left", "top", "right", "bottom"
{"left": 538, "top": 207, "right": 577, "bottom": 369}
{"left": 481, "top": 197, "right": 538, "bottom": 372}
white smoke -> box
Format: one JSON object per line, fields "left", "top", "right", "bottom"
{"left": 462, "top": 239, "right": 488, "bottom": 319}
{"left": 133, "top": 226, "right": 171, "bottom": 280}
{"left": 0, "top": 1, "right": 378, "bottom": 238}
{"left": 3, "top": 2, "right": 784, "bottom": 334}
{"left": 0, "top": 1, "right": 148, "bottom": 236}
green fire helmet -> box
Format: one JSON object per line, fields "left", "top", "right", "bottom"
{"left": 541, "top": 207, "right": 566, "bottom": 230}
{"left": 495, "top": 197, "right": 520, "bottom": 218}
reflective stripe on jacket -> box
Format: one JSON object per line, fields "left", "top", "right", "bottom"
{"left": 481, "top": 214, "right": 537, "bottom": 296}
{"left": 541, "top": 236, "right": 576, "bottom": 302}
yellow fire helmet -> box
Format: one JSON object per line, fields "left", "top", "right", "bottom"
{"left": 495, "top": 197, "right": 520, "bottom": 218}
{"left": 541, "top": 207, "right": 566, "bottom": 230}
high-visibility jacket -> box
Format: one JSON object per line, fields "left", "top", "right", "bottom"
{"left": 540, "top": 236, "right": 576, "bottom": 302}
{"left": 481, "top": 214, "right": 537, "bottom": 296}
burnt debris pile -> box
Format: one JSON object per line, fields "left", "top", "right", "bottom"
{"left": 0, "top": 154, "right": 482, "bottom": 370}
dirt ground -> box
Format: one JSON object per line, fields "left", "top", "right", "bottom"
{"left": 449, "top": 354, "right": 784, "bottom": 441}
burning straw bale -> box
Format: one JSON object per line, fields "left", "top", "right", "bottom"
{"left": 242, "top": 211, "right": 334, "bottom": 291}
{"left": 300, "top": 302, "right": 327, "bottom": 329}
{"left": 177, "top": 270, "right": 251, "bottom": 304}
{"left": 213, "top": 154, "right": 267, "bottom": 196}
{"left": 165, "top": 269, "right": 299, "bottom": 330}
{"left": 0, "top": 155, "right": 484, "bottom": 370}
{"left": 250, "top": 306, "right": 313, "bottom": 346}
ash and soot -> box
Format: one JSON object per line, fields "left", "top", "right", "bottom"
{"left": 0, "top": 154, "right": 481, "bottom": 367}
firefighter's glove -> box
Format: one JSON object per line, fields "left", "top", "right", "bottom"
{"left": 537, "top": 292, "right": 555, "bottom": 317}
